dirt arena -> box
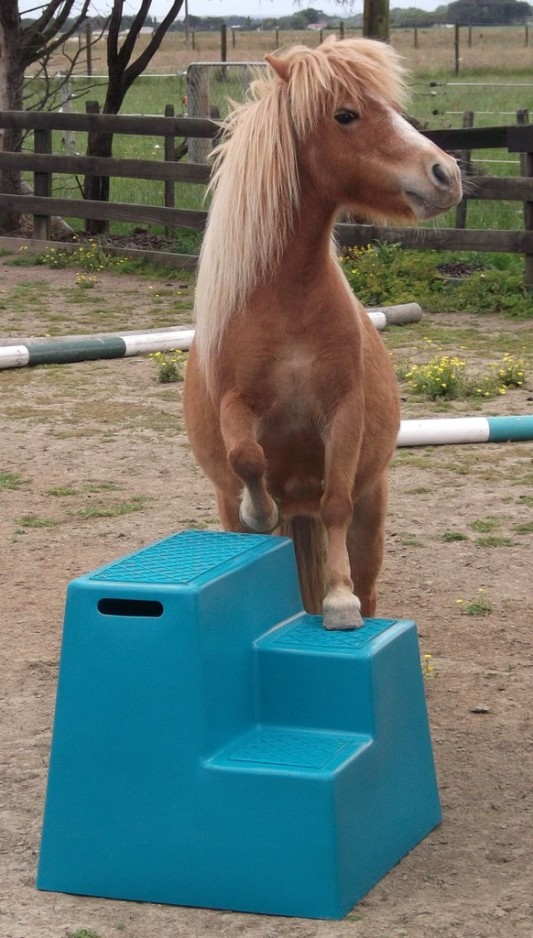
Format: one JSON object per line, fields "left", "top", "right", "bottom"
{"left": 1, "top": 259, "right": 532, "bottom": 938}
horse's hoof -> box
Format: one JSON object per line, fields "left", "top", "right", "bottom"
{"left": 322, "top": 590, "right": 363, "bottom": 631}
{"left": 239, "top": 500, "right": 280, "bottom": 534}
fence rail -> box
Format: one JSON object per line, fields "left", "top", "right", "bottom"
{"left": 0, "top": 109, "right": 532, "bottom": 286}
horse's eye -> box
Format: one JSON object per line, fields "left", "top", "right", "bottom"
{"left": 334, "top": 110, "right": 359, "bottom": 125}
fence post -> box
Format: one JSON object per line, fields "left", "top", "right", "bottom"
{"left": 523, "top": 150, "right": 533, "bottom": 290}
{"left": 517, "top": 108, "right": 529, "bottom": 175}
{"left": 33, "top": 127, "right": 52, "bottom": 241}
{"left": 187, "top": 65, "right": 211, "bottom": 164}
{"left": 516, "top": 110, "right": 533, "bottom": 289}
{"left": 455, "top": 109, "right": 474, "bottom": 229}
{"left": 164, "top": 104, "right": 175, "bottom": 237}
{"left": 414, "top": 26, "right": 418, "bottom": 49}
{"left": 220, "top": 24, "right": 227, "bottom": 63}
{"left": 454, "top": 24, "right": 460, "bottom": 75}
{"left": 57, "top": 72, "right": 76, "bottom": 152}
{"left": 86, "top": 21, "right": 93, "bottom": 77}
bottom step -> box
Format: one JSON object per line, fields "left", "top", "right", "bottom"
{"left": 208, "top": 725, "right": 372, "bottom": 774}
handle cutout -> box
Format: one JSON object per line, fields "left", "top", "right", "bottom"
{"left": 98, "top": 598, "right": 164, "bottom": 618}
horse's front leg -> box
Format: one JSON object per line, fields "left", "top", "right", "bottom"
{"left": 219, "top": 390, "right": 279, "bottom": 534}
{"left": 320, "top": 401, "right": 364, "bottom": 630}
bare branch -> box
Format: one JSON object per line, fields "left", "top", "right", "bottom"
{"left": 20, "top": 0, "right": 91, "bottom": 66}
{"left": 113, "top": 0, "right": 152, "bottom": 74}
{"left": 122, "top": 1, "right": 184, "bottom": 89}
{"left": 106, "top": 0, "right": 123, "bottom": 65}
{"left": 24, "top": 0, "right": 76, "bottom": 38}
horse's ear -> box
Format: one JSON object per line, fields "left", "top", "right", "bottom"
{"left": 265, "top": 53, "right": 291, "bottom": 83}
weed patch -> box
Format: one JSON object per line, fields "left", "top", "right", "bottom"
{"left": 340, "top": 245, "right": 533, "bottom": 318}
{"left": 15, "top": 513, "right": 59, "bottom": 529}
{"left": 0, "top": 471, "right": 31, "bottom": 490}
{"left": 149, "top": 349, "right": 186, "bottom": 383}
{"left": 470, "top": 517, "right": 500, "bottom": 533}
{"left": 442, "top": 530, "right": 469, "bottom": 542}
{"left": 456, "top": 590, "right": 493, "bottom": 615}
{"left": 398, "top": 351, "right": 527, "bottom": 401}
{"left": 475, "top": 535, "right": 513, "bottom": 547}
{"left": 76, "top": 495, "right": 149, "bottom": 519}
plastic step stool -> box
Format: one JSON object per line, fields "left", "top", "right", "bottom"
{"left": 37, "top": 529, "right": 441, "bottom": 919}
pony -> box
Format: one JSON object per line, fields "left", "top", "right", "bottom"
{"left": 183, "top": 37, "right": 462, "bottom": 630}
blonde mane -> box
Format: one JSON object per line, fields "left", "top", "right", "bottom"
{"left": 193, "top": 37, "right": 407, "bottom": 372}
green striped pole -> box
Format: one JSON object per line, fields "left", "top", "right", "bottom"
{"left": 0, "top": 329, "right": 194, "bottom": 370}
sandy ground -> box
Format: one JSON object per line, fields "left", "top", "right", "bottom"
{"left": 1, "top": 259, "right": 532, "bottom": 938}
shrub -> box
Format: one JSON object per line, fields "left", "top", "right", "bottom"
{"left": 339, "top": 244, "right": 533, "bottom": 318}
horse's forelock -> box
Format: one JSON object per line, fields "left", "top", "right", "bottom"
{"left": 285, "top": 37, "right": 408, "bottom": 132}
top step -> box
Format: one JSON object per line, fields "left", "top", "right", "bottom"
{"left": 86, "top": 529, "right": 283, "bottom": 587}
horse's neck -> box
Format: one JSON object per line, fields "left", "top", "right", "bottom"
{"left": 272, "top": 197, "right": 338, "bottom": 292}
{"left": 194, "top": 177, "right": 343, "bottom": 372}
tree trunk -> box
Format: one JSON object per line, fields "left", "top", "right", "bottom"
{"left": 363, "top": 0, "right": 390, "bottom": 41}
{"left": 82, "top": 1, "right": 185, "bottom": 235}
{"left": 0, "top": 8, "right": 25, "bottom": 233}
{"left": 0, "top": 0, "right": 91, "bottom": 235}
{"left": 82, "top": 101, "right": 113, "bottom": 235}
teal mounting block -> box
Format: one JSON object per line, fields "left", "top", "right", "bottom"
{"left": 37, "top": 530, "right": 441, "bottom": 919}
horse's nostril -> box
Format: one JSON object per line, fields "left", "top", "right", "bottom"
{"left": 432, "top": 163, "right": 450, "bottom": 186}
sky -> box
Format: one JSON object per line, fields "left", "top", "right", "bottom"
{"left": 20, "top": 2, "right": 446, "bottom": 22}
{"left": 143, "top": 1, "right": 444, "bottom": 19}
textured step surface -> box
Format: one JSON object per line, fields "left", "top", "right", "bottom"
{"left": 209, "top": 725, "right": 372, "bottom": 772}
{"left": 88, "top": 529, "right": 273, "bottom": 584}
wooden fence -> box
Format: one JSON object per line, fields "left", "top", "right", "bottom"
{"left": 0, "top": 109, "right": 532, "bottom": 286}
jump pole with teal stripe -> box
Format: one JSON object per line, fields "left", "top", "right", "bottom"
{"left": 396, "top": 415, "right": 533, "bottom": 447}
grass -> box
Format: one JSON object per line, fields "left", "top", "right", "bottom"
{"left": 66, "top": 929, "right": 101, "bottom": 938}
{"left": 475, "top": 535, "right": 514, "bottom": 547}
{"left": 0, "top": 471, "right": 31, "bottom": 489}
{"left": 400, "top": 533, "right": 423, "bottom": 547}
{"left": 341, "top": 246, "right": 532, "bottom": 319}
{"left": 442, "top": 531, "right": 469, "bottom": 542}
{"left": 76, "top": 495, "right": 149, "bottom": 519}
{"left": 47, "top": 486, "right": 79, "bottom": 496}
{"left": 515, "top": 520, "right": 533, "bottom": 534}
{"left": 456, "top": 591, "right": 493, "bottom": 615}
{"left": 470, "top": 517, "right": 501, "bottom": 533}
{"left": 15, "top": 513, "right": 59, "bottom": 529}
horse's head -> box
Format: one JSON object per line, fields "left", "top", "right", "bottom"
{"left": 265, "top": 37, "right": 462, "bottom": 224}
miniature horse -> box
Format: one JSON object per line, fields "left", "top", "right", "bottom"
{"left": 183, "top": 37, "right": 462, "bottom": 629}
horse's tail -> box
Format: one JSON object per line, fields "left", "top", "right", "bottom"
{"left": 279, "top": 516, "right": 327, "bottom": 615}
